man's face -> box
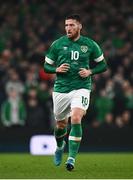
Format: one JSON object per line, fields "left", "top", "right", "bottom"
{"left": 65, "top": 19, "right": 82, "bottom": 40}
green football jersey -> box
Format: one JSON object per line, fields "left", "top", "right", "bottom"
{"left": 45, "top": 35, "right": 104, "bottom": 93}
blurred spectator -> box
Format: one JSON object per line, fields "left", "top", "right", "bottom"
{"left": 25, "top": 87, "right": 48, "bottom": 130}
{"left": 104, "top": 113, "right": 114, "bottom": 128}
{"left": 24, "top": 70, "right": 38, "bottom": 95}
{"left": 0, "top": 49, "right": 13, "bottom": 105}
{"left": 115, "top": 116, "right": 124, "bottom": 128}
{"left": 37, "top": 80, "right": 50, "bottom": 104}
{"left": 1, "top": 88, "right": 26, "bottom": 127}
{"left": 113, "top": 72, "right": 126, "bottom": 116}
{"left": 5, "top": 68, "right": 24, "bottom": 97}
{"left": 122, "top": 110, "right": 131, "bottom": 127}
{"left": 123, "top": 83, "right": 133, "bottom": 125}
{"left": 94, "top": 89, "right": 114, "bottom": 124}
{"left": 39, "top": 67, "right": 55, "bottom": 83}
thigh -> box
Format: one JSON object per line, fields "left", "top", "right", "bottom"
{"left": 53, "top": 92, "right": 71, "bottom": 120}
{"left": 71, "top": 89, "right": 91, "bottom": 111}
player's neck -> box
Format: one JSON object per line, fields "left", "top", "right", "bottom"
{"left": 70, "top": 34, "right": 81, "bottom": 42}
{"left": 73, "top": 35, "right": 80, "bottom": 41}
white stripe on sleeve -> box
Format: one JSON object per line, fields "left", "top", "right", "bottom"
{"left": 94, "top": 54, "right": 104, "bottom": 62}
{"left": 45, "top": 56, "right": 54, "bottom": 65}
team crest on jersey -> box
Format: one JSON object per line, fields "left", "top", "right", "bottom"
{"left": 81, "top": 45, "right": 88, "bottom": 53}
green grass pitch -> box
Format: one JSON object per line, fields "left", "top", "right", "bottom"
{"left": 0, "top": 153, "right": 133, "bottom": 179}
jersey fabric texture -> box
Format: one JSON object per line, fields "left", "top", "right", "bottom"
{"left": 45, "top": 35, "right": 104, "bottom": 93}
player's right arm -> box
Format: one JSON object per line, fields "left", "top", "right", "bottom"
{"left": 44, "top": 62, "right": 70, "bottom": 73}
{"left": 44, "top": 41, "right": 70, "bottom": 74}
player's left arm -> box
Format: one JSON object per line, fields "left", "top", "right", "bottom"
{"left": 90, "top": 59, "right": 107, "bottom": 75}
{"left": 79, "top": 60, "right": 107, "bottom": 77}
{"left": 90, "top": 41, "right": 108, "bottom": 75}
{"left": 79, "top": 41, "right": 108, "bottom": 78}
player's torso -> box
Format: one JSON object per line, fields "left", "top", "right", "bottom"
{"left": 54, "top": 36, "right": 93, "bottom": 92}
{"left": 55, "top": 36, "right": 92, "bottom": 70}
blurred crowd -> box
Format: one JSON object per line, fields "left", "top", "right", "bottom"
{"left": 0, "top": 0, "right": 133, "bottom": 131}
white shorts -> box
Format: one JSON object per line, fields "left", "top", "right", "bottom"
{"left": 53, "top": 89, "right": 91, "bottom": 121}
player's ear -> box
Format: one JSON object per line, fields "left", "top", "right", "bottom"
{"left": 79, "top": 23, "right": 82, "bottom": 30}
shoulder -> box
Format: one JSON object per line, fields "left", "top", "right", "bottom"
{"left": 85, "top": 37, "right": 102, "bottom": 51}
{"left": 82, "top": 36, "right": 96, "bottom": 43}
{"left": 80, "top": 36, "right": 97, "bottom": 46}
{"left": 81, "top": 36, "right": 103, "bottom": 55}
{"left": 51, "top": 36, "right": 67, "bottom": 46}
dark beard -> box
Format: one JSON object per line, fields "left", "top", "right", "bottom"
{"left": 68, "top": 32, "right": 80, "bottom": 41}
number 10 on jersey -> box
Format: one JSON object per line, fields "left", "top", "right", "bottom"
{"left": 71, "top": 50, "right": 79, "bottom": 60}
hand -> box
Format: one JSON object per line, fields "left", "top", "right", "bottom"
{"left": 56, "top": 63, "right": 70, "bottom": 73}
{"left": 79, "top": 68, "right": 92, "bottom": 78}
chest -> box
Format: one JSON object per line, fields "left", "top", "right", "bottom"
{"left": 56, "top": 42, "right": 92, "bottom": 65}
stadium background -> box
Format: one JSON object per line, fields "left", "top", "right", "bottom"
{"left": 0, "top": 0, "right": 133, "bottom": 153}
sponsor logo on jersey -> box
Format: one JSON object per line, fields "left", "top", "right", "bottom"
{"left": 81, "top": 45, "right": 88, "bottom": 53}
{"left": 63, "top": 46, "right": 68, "bottom": 50}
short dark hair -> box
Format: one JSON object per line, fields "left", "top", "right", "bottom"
{"left": 65, "top": 14, "right": 81, "bottom": 23}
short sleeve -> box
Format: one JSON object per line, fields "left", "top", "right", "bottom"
{"left": 90, "top": 40, "right": 104, "bottom": 62}
{"left": 45, "top": 41, "right": 57, "bottom": 65}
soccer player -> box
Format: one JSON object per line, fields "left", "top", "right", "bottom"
{"left": 44, "top": 14, "right": 107, "bottom": 171}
